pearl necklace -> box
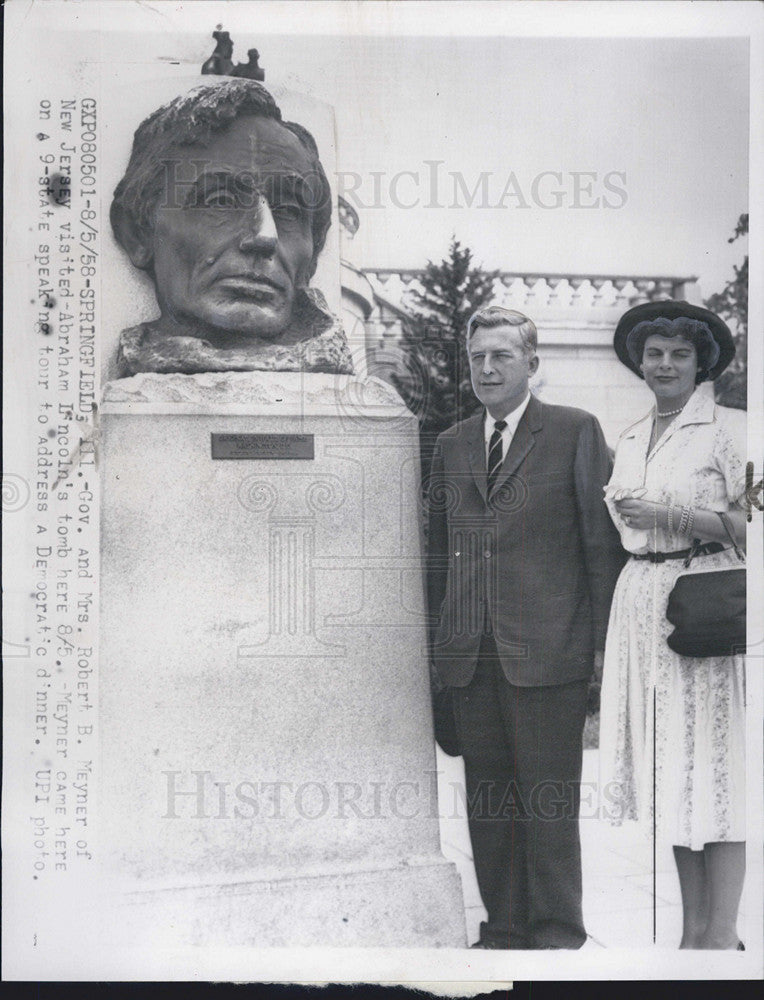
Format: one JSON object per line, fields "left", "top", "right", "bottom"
{"left": 656, "top": 402, "right": 687, "bottom": 418}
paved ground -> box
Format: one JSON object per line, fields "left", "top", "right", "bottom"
{"left": 436, "top": 746, "right": 750, "bottom": 949}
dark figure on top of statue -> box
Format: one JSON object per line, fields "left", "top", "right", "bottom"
{"left": 110, "top": 78, "right": 353, "bottom": 376}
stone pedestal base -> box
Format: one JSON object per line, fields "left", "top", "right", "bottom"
{"left": 107, "top": 858, "right": 463, "bottom": 949}
{"left": 99, "top": 373, "right": 466, "bottom": 948}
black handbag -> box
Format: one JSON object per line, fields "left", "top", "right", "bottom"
{"left": 666, "top": 511, "right": 746, "bottom": 658}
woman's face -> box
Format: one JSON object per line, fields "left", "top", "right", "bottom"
{"left": 640, "top": 334, "right": 699, "bottom": 404}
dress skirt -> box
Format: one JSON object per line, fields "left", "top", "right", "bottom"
{"left": 599, "top": 550, "right": 745, "bottom": 850}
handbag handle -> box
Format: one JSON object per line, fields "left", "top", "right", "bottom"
{"left": 683, "top": 510, "right": 745, "bottom": 568}
{"left": 717, "top": 510, "right": 745, "bottom": 562}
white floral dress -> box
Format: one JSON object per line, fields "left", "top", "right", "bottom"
{"left": 599, "top": 389, "right": 746, "bottom": 849}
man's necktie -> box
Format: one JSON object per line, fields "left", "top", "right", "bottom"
{"left": 487, "top": 420, "right": 507, "bottom": 497}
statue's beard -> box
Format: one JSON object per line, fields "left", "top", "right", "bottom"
{"left": 116, "top": 286, "right": 352, "bottom": 376}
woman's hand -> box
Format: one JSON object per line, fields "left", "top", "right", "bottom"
{"left": 613, "top": 498, "right": 666, "bottom": 531}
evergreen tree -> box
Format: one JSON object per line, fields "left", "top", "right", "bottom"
{"left": 391, "top": 238, "right": 498, "bottom": 473}
{"left": 706, "top": 214, "right": 748, "bottom": 409}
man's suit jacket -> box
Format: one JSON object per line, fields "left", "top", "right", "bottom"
{"left": 427, "top": 395, "right": 625, "bottom": 688}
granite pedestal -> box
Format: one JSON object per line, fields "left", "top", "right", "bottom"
{"left": 99, "top": 372, "right": 466, "bottom": 947}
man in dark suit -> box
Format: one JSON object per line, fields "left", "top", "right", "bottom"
{"left": 427, "top": 306, "right": 624, "bottom": 949}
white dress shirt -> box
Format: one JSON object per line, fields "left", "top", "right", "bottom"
{"left": 484, "top": 392, "right": 531, "bottom": 465}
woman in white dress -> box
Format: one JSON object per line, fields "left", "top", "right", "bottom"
{"left": 599, "top": 300, "right": 746, "bottom": 949}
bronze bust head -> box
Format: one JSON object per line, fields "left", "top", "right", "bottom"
{"left": 110, "top": 79, "right": 352, "bottom": 376}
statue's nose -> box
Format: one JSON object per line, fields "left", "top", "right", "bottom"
{"left": 238, "top": 195, "right": 278, "bottom": 254}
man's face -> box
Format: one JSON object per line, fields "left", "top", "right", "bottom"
{"left": 149, "top": 115, "right": 319, "bottom": 341}
{"left": 468, "top": 325, "right": 538, "bottom": 418}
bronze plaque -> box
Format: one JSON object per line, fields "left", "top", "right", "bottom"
{"left": 211, "top": 433, "right": 315, "bottom": 460}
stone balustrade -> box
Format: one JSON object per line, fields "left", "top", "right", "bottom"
{"left": 357, "top": 268, "right": 705, "bottom": 445}
{"left": 362, "top": 269, "right": 699, "bottom": 315}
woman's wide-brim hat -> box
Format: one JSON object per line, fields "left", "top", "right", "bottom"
{"left": 613, "top": 300, "right": 735, "bottom": 380}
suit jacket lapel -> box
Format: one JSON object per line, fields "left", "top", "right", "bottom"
{"left": 465, "top": 413, "right": 489, "bottom": 503}
{"left": 492, "top": 395, "right": 542, "bottom": 495}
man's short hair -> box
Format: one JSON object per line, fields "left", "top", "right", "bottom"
{"left": 111, "top": 79, "right": 332, "bottom": 275}
{"left": 466, "top": 305, "right": 538, "bottom": 357}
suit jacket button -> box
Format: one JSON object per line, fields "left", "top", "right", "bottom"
{"left": 484, "top": 550, "right": 491, "bottom": 558}
{"left": 454, "top": 551, "right": 460, "bottom": 557}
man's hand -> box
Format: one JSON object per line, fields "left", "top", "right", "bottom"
{"left": 593, "top": 648, "right": 605, "bottom": 684}
{"left": 587, "top": 650, "right": 605, "bottom": 715}
{"left": 429, "top": 661, "right": 446, "bottom": 696}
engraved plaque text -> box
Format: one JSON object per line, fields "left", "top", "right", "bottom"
{"left": 211, "top": 433, "right": 315, "bottom": 460}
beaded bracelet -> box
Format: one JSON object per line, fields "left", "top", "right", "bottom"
{"left": 667, "top": 503, "right": 675, "bottom": 534}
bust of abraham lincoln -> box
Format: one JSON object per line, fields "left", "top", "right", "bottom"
{"left": 110, "top": 79, "right": 352, "bottom": 376}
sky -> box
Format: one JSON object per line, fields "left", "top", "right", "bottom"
{"left": 268, "top": 34, "right": 750, "bottom": 298}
